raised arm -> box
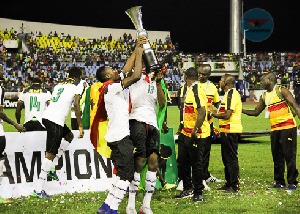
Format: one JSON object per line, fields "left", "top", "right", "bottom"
{"left": 122, "top": 37, "right": 147, "bottom": 74}
{"left": 242, "top": 95, "right": 266, "bottom": 116}
{"left": 122, "top": 45, "right": 144, "bottom": 89}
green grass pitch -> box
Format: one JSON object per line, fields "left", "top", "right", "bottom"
{"left": 1, "top": 106, "right": 300, "bottom": 213}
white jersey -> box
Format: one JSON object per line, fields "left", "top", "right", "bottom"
{"left": 43, "top": 79, "right": 84, "bottom": 127}
{"left": 18, "top": 84, "right": 52, "bottom": 124}
{"left": 129, "top": 74, "right": 158, "bottom": 129}
{"left": 104, "top": 81, "right": 130, "bottom": 142}
{"left": 71, "top": 79, "right": 89, "bottom": 118}
{"left": 0, "top": 87, "right": 5, "bottom": 136}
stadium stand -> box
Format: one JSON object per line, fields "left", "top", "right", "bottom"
{"left": 1, "top": 27, "right": 300, "bottom": 95}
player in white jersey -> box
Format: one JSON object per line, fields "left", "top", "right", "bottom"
{"left": 0, "top": 64, "right": 25, "bottom": 202}
{"left": 33, "top": 67, "right": 84, "bottom": 198}
{"left": 96, "top": 37, "right": 145, "bottom": 214}
{"left": 127, "top": 68, "right": 166, "bottom": 214}
{"left": 15, "top": 77, "right": 52, "bottom": 131}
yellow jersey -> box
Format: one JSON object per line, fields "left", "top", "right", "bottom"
{"left": 219, "top": 88, "right": 243, "bottom": 133}
{"left": 263, "top": 86, "right": 296, "bottom": 131}
{"left": 199, "top": 81, "right": 220, "bottom": 124}
{"left": 180, "top": 83, "right": 210, "bottom": 138}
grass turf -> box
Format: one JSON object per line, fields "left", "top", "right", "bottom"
{"left": 1, "top": 106, "right": 300, "bottom": 213}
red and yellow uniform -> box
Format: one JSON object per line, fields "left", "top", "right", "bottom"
{"left": 219, "top": 88, "right": 243, "bottom": 133}
{"left": 199, "top": 81, "right": 220, "bottom": 124}
{"left": 180, "top": 83, "right": 210, "bottom": 138}
{"left": 263, "top": 86, "right": 296, "bottom": 131}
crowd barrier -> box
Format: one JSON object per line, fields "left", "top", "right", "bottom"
{"left": 0, "top": 130, "right": 114, "bottom": 199}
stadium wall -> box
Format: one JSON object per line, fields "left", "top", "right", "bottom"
{"left": 0, "top": 18, "right": 170, "bottom": 43}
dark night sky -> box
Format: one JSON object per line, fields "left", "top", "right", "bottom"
{"left": 1, "top": 0, "right": 299, "bottom": 53}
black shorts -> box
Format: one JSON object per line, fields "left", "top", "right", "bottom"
{"left": 129, "top": 119, "right": 160, "bottom": 158}
{"left": 108, "top": 136, "right": 134, "bottom": 182}
{"left": 0, "top": 136, "right": 6, "bottom": 159}
{"left": 24, "top": 120, "right": 46, "bottom": 131}
{"left": 71, "top": 118, "right": 79, "bottom": 130}
{"left": 42, "top": 119, "right": 71, "bottom": 155}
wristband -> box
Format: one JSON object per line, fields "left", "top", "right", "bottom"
{"left": 119, "top": 72, "right": 125, "bottom": 80}
{"left": 179, "top": 121, "right": 184, "bottom": 129}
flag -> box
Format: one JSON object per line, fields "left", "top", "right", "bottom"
{"left": 81, "top": 81, "right": 112, "bottom": 158}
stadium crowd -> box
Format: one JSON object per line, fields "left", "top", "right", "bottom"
{"left": 1, "top": 27, "right": 300, "bottom": 94}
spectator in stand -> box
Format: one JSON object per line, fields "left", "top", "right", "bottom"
{"left": 108, "top": 34, "right": 112, "bottom": 42}
{"left": 165, "top": 34, "right": 171, "bottom": 45}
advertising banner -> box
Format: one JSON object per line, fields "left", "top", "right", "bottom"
{"left": 3, "top": 40, "right": 18, "bottom": 49}
{"left": 0, "top": 130, "right": 114, "bottom": 199}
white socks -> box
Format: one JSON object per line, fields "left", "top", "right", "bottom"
{"left": 143, "top": 171, "right": 157, "bottom": 208}
{"left": 104, "top": 176, "right": 120, "bottom": 207}
{"left": 36, "top": 158, "right": 52, "bottom": 193}
{"left": 109, "top": 179, "right": 130, "bottom": 211}
{"left": 127, "top": 172, "right": 141, "bottom": 209}
{"left": 51, "top": 140, "right": 70, "bottom": 169}
{"left": 127, "top": 171, "right": 157, "bottom": 209}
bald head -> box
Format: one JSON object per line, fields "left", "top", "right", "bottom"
{"left": 262, "top": 72, "right": 276, "bottom": 83}
{"left": 224, "top": 74, "right": 235, "bottom": 86}
{"left": 185, "top": 67, "right": 198, "bottom": 81}
{"left": 198, "top": 64, "right": 211, "bottom": 73}
{"left": 261, "top": 72, "right": 277, "bottom": 91}
{"left": 198, "top": 64, "right": 211, "bottom": 83}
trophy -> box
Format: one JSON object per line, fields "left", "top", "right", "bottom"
{"left": 126, "top": 6, "right": 161, "bottom": 73}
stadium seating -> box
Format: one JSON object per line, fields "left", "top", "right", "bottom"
{"left": 1, "top": 27, "right": 300, "bottom": 93}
